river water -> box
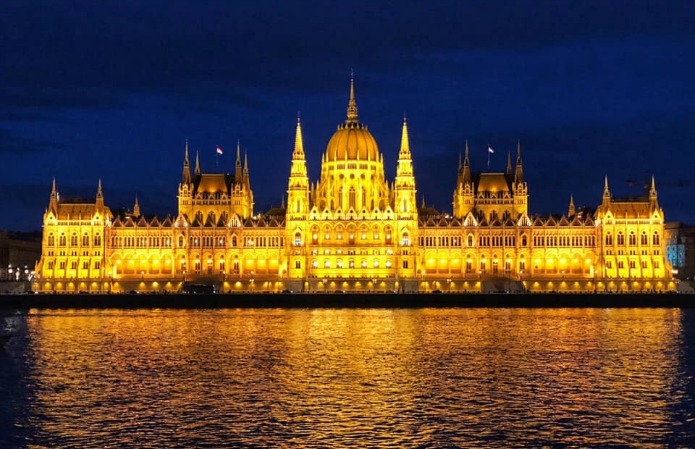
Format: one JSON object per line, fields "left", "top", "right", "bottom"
{"left": 1, "top": 308, "right": 694, "bottom": 447}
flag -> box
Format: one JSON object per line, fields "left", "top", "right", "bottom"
{"left": 488, "top": 145, "right": 494, "bottom": 154}
{"left": 216, "top": 146, "right": 223, "bottom": 155}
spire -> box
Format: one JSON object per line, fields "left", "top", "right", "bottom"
{"left": 458, "top": 152, "right": 462, "bottom": 170}
{"left": 506, "top": 152, "right": 512, "bottom": 174}
{"left": 235, "top": 140, "right": 242, "bottom": 181}
{"left": 461, "top": 140, "right": 471, "bottom": 183}
{"left": 568, "top": 194, "right": 575, "bottom": 217}
{"left": 182, "top": 141, "right": 191, "bottom": 184}
{"left": 399, "top": 116, "right": 410, "bottom": 158}
{"left": 420, "top": 195, "right": 426, "bottom": 209}
{"left": 649, "top": 175, "right": 658, "bottom": 204}
{"left": 293, "top": 115, "right": 305, "bottom": 159}
{"left": 133, "top": 195, "right": 140, "bottom": 218}
{"left": 96, "top": 179, "right": 104, "bottom": 208}
{"left": 603, "top": 175, "right": 611, "bottom": 201}
{"left": 514, "top": 140, "right": 524, "bottom": 184}
{"left": 48, "top": 177, "right": 59, "bottom": 214}
{"left": 346, "top": 72, "right": 358, "bottom": 123}
{"left": 194, "top": 150, "right": 200, "bottom": 175}
{"left": 243, "top": 150, "right": 250, "bottom": 189}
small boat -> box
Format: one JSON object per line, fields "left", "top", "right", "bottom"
{"left": 0, "top": 334, "right": 11, "bottom": 348}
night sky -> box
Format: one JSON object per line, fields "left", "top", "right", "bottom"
{"left": 2, "top": 1, "right": 694, "bottom": 231}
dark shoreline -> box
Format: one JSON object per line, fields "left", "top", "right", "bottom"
{"left": 0, "top": 293, "right": 693, "bottom": 309}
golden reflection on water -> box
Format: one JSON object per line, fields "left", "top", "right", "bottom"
{"left": 20, "top": 308, "right": 687, "bottom": 447}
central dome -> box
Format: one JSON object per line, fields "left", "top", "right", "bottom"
{"left": 324, "top": 78, "right": 382, "bottom": 162}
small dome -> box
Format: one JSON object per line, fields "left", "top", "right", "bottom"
{"left": 325, "top": 122, "right": 380, "bottom": 162}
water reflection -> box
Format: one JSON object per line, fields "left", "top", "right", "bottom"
{"left": 9, "top": 308, "right": 691, "bottom": 447}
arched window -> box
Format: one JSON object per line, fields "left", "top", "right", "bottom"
{"left": 59, "top": 233, "right": 66, "bottom": 246}
{"left": 295, "top": 232, "right": 302, "bottom": 246}
{"left": 232, "top": 235, "right": 237, "bottom": 247}
{"left": 402, "top": 233, "right": 410, "bottom": 246}
{"left": 48, "top": 234, "right": 55, "bottom": 246}
{"left": 521, "top": 235, "right": 527, "bottom": 246}
{"left": 467, "top": 235, "right": 474, "bottom": 247}
{"left": 617, "top": 233, "right": 624, "bottom": 245}
{"left": 605, "top": 233, "right": 613, "bottom": 245}
{"left": 94, "top": 234, "right": 101, "bottom": 246}
{"left": 70, "top": 233, "right": 78, "bottom": 246}
{"left": 349, "top": 188, "right": 356, "bottom": 209}
{"left": 653, "top": 232, "right": 660, "bottom": 245}
{"left": 178, "top": 236, "right": 185, "bottom": 247}
{"left": 629, "top": 232, "right": 636, "bottom": 245}
{"left": 641, "top": 232, "right": 648, "bottom": 245}
{"left": 83, "top": 234, "right": 90, "bottom": 246}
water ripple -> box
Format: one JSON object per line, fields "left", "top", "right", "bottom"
{"left": 1, "top": 308, "right": 694, "bottom": 447}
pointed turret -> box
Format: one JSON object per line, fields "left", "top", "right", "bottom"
{"left": 194, "top": 150, "right": 200, "bottom": 175}
{"left": 96, "top": 179, "right": 104, "bottom": 208}
{"left": 346, "top": 73, "right": 358, "bottom": 123}
{"left": 293, "top": 115, "right": 305, "bottom": 160}
{"left": 568, "top": 194, "right": 575, "bottom": 217}
{"left": 462, "top": 140, "right": 471, "bottom": 183}
{"left": 133, "top": 195, "right": 140, "bottom": 218}
{"left": 243, "top": 151, "right": 250, "bottom": 187}
{"left": 395, "top": 116, "right": 417, "bottom": 214}
{"left": 235, "top": 140, "right": 242, "bottom": 181}
{"left": 182, "top": 140, "right": 191, "bottom": 184}
{"left": 602, "top": 176, "right": 611, "bottom": 204}
{"left": 649, "top": 175, "right": 659, "bottom": 208}
{"left": 506, "top": 152, "right": 512, "bottom": 175}
{"left": 399, "top": 115, "right": 411, "bottom": 158}
{"left": 514, "top": 140, "right": 524, "bottom": 184}
{"left": 48, "top": 177, "right": 59, "bottom": 214}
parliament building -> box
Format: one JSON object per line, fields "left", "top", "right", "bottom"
{"left": 33, "top": 80, "right": 676, "bottom": 293}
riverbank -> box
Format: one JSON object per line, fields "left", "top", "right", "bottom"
{"left": 0, "top": 292, "right": 693, "bottom": 309}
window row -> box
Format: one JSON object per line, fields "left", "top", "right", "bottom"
{"left": 48, "top": 233, "right": 102, "bottom": 247}
{"left": 605, "top": 232, "right": 660, "bottom": 246}
{"left": 47, "top": 260, "right": 101, "bottom": 270}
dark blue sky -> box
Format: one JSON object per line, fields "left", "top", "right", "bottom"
{"left": 2, "top": 0, "right": 694, "bottom": 231}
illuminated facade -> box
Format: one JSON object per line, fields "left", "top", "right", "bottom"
{"left": 33, "top": 80, "right": 675, "bottom": 293}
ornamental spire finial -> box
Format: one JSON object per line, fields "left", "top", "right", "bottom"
{"left": 347, "top": 72, "right": 358, "bottom": 122}
{"left": 293, "top": 114, "right": 305, "bottom": 159}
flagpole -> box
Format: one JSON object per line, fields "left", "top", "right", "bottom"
{"left": 487, "top": 147, "right": 490, "bottom": 169}
{"left": 216, "top": 146, "right": 219, "bottom": 168}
